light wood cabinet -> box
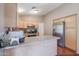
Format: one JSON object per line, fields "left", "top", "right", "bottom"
{"left": 65, "top": 15, "right": 76, "bottom": 28}
{"left": 65, "top": 28, "right": 76, "bottom": 50}
{"left": 53, "top": 15, "right": 77, "bottom": 51}
{"left": 65, "top": 15, "right": 76, "bottom": 51}
{"left": 53, "top": 18, "right": 64, "bottom": 24}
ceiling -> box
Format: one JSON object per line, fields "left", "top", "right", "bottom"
{"left": 17, "top": 3, "right": 63, "bottom": 16}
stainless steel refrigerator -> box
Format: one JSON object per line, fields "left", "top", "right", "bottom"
{"left": 53, "top": 22, "right": 65, "bottom": 47}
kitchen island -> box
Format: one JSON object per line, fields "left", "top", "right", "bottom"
{"left": 2, "top": 35, "right": 60, "bottom": 56}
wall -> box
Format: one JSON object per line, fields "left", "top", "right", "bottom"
{"left": 0, "top": 4, "right": 4, "bottom": 32}
{"left": 44, "top": 3, "right": 79, "bottom": 54}
{"left": 19, "top": 15, "right": 44, "bottom": 23}
{"left": 4, "top": 3, "right": 17, "bottom": 27}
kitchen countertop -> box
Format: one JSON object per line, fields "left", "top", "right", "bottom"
{"left": 25, "top": 35, "right": 60, "bottom": 43}
{"left": 1, "top": 35, "right": 60, "bottom": 56}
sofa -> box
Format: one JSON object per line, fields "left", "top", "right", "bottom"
{"left": 8, "top": 31, "right": 25, "bottom": 44}
{"left": 0, "top": 31, "right": 25, "bottom": 47}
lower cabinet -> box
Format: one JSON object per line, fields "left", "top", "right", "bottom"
{"left": 65, "top": 28, "right": 76, "bottom": 51}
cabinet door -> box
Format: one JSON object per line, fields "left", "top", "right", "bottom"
{"left": 65, "top": 15, "right": 76, "bottom": 28}
{"left": 65, "top": 15, "right": 76, "bottom": 51}
{"left": 53, "top": 18, "right": 64, "bottom": 24}
{"left": 65, "top": 28, "right": 76, "bottom": 50}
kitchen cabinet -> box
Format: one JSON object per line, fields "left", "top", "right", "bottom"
{"left": 53, "top": 18, "right": 65, "bottom": 24}
{"left": 65, "top": 28, "right": 76, "bottom": 50}
{"left": 53, "top": 15, "right": 77, "bottom": 51}
{"left": 65, "top": 15, "right": 77, "bottom": 51}
{"left": 65, "top": 15, "right": 76, "bottom": 28}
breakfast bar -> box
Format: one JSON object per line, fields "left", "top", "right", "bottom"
{"left": 3, "top": 35, "right": 60, "bottom": 56}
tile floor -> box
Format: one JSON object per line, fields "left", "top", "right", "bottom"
{"left": 0, "top": 45, "right": 77, "bottom": 56}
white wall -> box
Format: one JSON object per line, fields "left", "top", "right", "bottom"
{"left": 44, "top": 3, "right": 79, "bottom": 54}
{"left": 0, "top": 4, "right": 4, "bottom": 32}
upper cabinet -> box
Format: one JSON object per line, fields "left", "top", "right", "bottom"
{"left": 53, "top": 18, "right": 65, "bottom": 24}
{"left": 4, "top": 3, "right": 17, "bottom": 27}
{"left": 65, "top": 15, "right": 76, "bottom": 28}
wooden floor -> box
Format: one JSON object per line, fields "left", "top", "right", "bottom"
{"left": 57, "top": 46, "right": 77, "bottom": 56}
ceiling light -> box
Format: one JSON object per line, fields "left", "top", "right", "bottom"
{"left": 32, "top": 9, "right": 39, "bottom": 14}
{"left": 30, "top": 9, "right": 40, "bottom": 15}
{"left": 30, "top": 6, "right": 40, "bottom": 14}
{"left": 18, "top": 7, "right": 25, "bottom": 13}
